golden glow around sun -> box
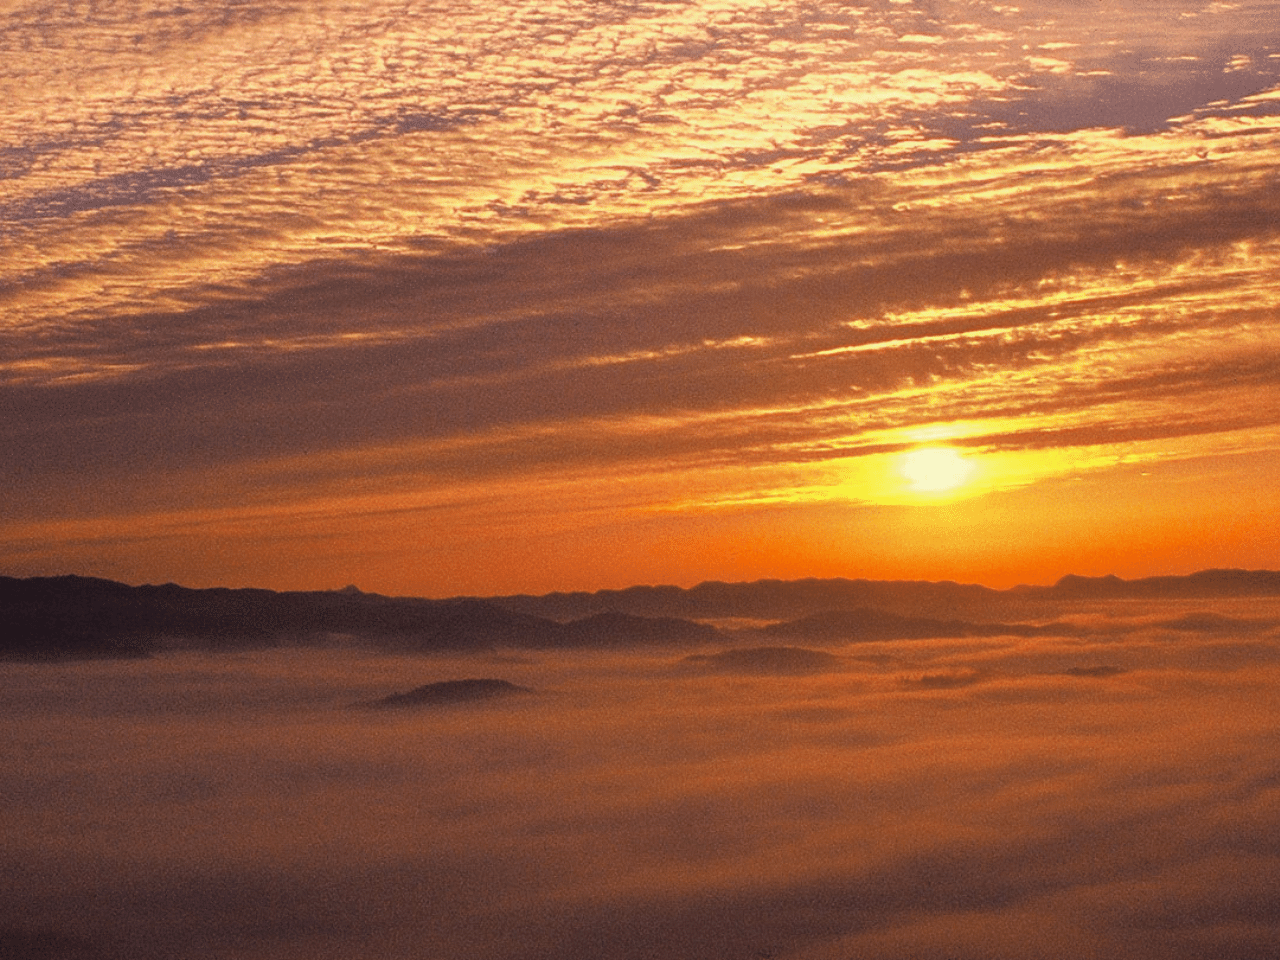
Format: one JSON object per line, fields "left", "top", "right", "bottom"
{"left": 899, "top": 446, "right": 976, "bottom": 493}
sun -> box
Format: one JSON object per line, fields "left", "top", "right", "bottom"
{"left": 899, "top": 446, "right": 976, "bottom": 494}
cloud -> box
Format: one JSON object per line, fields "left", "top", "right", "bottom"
{"left": 5, "top": 0, "right": 1280, "bottom": 587}
{"left": 6, "top": 128, "right": 1280, "bottom": 536}
{"left": 5, "top": 599, "right": 1280, "bottom": 960}
{"left": 1062, "top": 664, "right": 1127, "bottom": 678}
{"left": 678, "top": 645, "right": 847, "bottom": 675}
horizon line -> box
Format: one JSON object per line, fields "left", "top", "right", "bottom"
{"left": 6, "top": 565, "right": 1280, "bottom": 603}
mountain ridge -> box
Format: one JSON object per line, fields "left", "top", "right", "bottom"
{"left": 488, "top": 568, "right": 1280, "bottom": 621}
{"left": 4, "top": 568, "right": 1279, "bottom": 660}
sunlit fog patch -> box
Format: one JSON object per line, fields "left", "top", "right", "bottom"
{"left": 2, "top": 599, "right": 1279, "bottom": 959}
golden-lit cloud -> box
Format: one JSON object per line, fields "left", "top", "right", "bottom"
{"left": 898, "top": 446, "right": 976, "bottom": 494}
{"left": 2, "top": 0, "right": 1280, "bottom": 590}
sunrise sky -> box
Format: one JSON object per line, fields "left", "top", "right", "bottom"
{"left": 4, "top": 0, "right": 1280, "bottom": 596}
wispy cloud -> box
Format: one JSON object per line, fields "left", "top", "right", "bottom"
{"left": 3, "top": 0, "right": 1280, "bottom": 588}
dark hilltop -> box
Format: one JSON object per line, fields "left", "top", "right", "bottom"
{"left": 3, "top": 568, "right": 1280, "bottom": 660}
{"left": 359, "top": 678, "right": 534, "bottom": 709}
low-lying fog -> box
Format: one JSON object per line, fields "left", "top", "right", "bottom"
{"left": 5, "top": 598, "right": 1280, "bottom": 960}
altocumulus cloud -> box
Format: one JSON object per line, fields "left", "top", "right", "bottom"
{"left": 6, "top": 148, "right": 1280, "bottom": 527}
{"left": 3, "top": 0, "right": 1280, "bottom": 585}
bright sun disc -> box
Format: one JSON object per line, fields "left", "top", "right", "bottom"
{"left": 900, "top": 446, "right": 975, "bottom": 493}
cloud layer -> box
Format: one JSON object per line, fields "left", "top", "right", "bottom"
{"left": 4, "top": 598, "right": 1280, "bottom": 959}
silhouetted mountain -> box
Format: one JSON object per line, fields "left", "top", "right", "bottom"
{"left": 360, "top": 678, "right": 532, "bottom": 709}
{"left": 375, "top": 598, "right": 565, "bottom": 651}
{"left": 554, "top": 611, "right": 718, "bottom": 647}
{"left": 0, "top": 575, "right": 712, "bottom": 659}
{"left": 0, "top": 575, "right": 552, "bottom": 657}
{"left": 490, "top": 577, "right": 1014, "bottom": 622}
{"left": 4, "top": 568, "right": 1279, "bottom": 660}
{"left": 1025, "top": 568, "right": 1280, "bottom": 600}
{"left": 680, "top": 646, "right": 845, "bottom": 675}
{"left": 492, "top": 569, "right": 1280, "bottom": 623}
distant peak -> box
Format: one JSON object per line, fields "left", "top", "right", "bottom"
{"left": 1054, "top": 573, "right": 1123, "bottom": 586}
{"left": 337, "top": 584, "right": 363, "bottom": 595}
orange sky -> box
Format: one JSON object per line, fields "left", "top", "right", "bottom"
{"left": 3, "top": 0, "right": 1280, "bottom": 596}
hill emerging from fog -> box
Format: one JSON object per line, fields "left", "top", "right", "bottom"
{"left": 359, "top": 678, "right": 534, "bottom": 709}
{"left": 3, "top": 568, "right": 1280, "bottom": 660}
{"left": 0, "top": 575, "right": 719, "bottom": 660}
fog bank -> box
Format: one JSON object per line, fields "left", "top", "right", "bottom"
{"left": 3, "top": 600, "right": 1280, "bottom": 959}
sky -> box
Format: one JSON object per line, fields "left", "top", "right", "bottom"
{"left": 3, "top": 0, "right": 1280, "bottom": 596}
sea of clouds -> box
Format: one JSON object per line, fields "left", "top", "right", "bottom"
{"left": 4, "top": 597, "right": 1280, "bottom": 960}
